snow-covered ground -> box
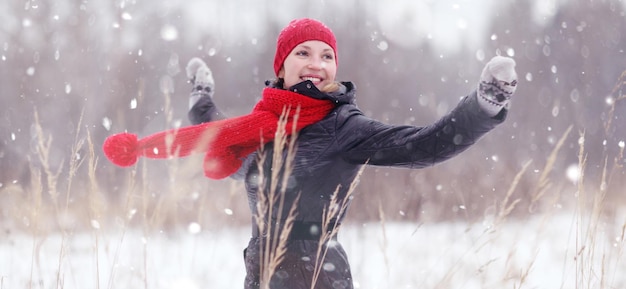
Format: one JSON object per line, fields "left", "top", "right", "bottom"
{"left": 2, "top": 212, "right": 625, "bottom": 289}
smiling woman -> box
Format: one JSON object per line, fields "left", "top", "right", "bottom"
{"left": 271, "top": 18, "right": 339, "bottom": 93}
{"left": 103, "top": 17, "right": 518, "bottom": 289}
{"left": 278, "top": 41, "right": 337, "bottom": 91}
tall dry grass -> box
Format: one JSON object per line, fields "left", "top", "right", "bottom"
{"left": 253, "top": 106, "right": 301, "bottom": 288}
{"left": 3, "top": 74, "right": 626, "bottom": 288}
{"left": 250, "top": 105, "right": 364, "bottom": 289}
{"left": 309, "top": 170, "right": 362, "bottom": 289}
{"left": 145, "top": 102, "right": 357, "bottom": 289}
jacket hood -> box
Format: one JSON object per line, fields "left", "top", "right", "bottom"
{"left": 265, "top": 79, "right": 356, "bottom": 105}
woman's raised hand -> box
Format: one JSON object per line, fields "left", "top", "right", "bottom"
{"left": 477, "top": 56, "right": 518, "bottom": 116}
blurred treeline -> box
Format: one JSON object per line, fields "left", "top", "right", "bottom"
{"left": 1, "top": 0, "right": 625, "bottom": 226}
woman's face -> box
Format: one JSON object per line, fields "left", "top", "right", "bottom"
{"left": 279, "top": 40, "right": 337, "bottom": 90}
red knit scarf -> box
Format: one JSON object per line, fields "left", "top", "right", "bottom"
{"left": 103, "top": 87, "right": 334, "bottom": 179}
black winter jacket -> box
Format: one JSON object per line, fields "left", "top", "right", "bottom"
{"left": 191, "top": 80, "right": 504, "bottom": 223}
{"left": 188, "top": 80, "right": 506, "bottom": 289}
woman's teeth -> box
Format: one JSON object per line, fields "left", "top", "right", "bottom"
{"left": 302, "top": 77, "right": 321, "bottom": 82}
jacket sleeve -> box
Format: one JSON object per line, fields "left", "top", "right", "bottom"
{"left": 187, "top": 91, "right": 227, "bottom": 125}
{"left": 187, "top": 91, "right": 250, "bottom": 179}
{"left": 335, "top": 91, "right": 506, "bottom": 168}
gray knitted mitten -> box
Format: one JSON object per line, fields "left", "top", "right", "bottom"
{"left": 186, "top": 57, "right": 215, "bottom": 109}
{"left": 477, "top": 56, "right": 518, "bottom": 116}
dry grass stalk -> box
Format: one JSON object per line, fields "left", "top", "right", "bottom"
{"left": 255, "top": 106, "right": 301, "bottom": 289}
{"left": 310, "top": 165, "right": 364, "bottom": 289}
{"left": 86, "top": 131, "right": 104, "bottom": 289}
{"left": 27, "top": 166, "right": 43, "bottom": 289}
{"left": 602, "top": 70, "right": 626, "bottom": 137}
{"left": 574, "top": 131, "right": 587, "bottom": 287}
{"left": 435, "top": 154, "right": 535, "bottom": 287}
{"left": 55, "top": 109, "right": 86, "bottom": 289}
{"left": 33, "top": 110, "right": 63, "bottom": 212}
{"left": 459, "top": 128, "right": 571, "bottom": 287}
{"left": 572, "top": 130, "right": 597, "bottom": 288}
{"left": 502, "top": 126, "right": 573, "bottom": 288}
{"left": 479, "top": 126, "right": 573, "bottom": 236}
{"left": 514, "top": 252, "right": 537, "bottom": 289}
{"left": 64, "top": 107, "right": 87, "bottom": 211}
{"left": 495, "top": 159, "right": 530, "bottom": 227}
{"left": 377, "top": 201, "right": 391, "bottom": 281}
{"left": 530, "top": 124, "right": 573, "bottom": 209}
{"left": 139, "top": 160, "right": 149, "bottom": 289}
{"left": 29, "top": 107, "right": 88, "bottom": 288}
{"left": 570, "top": 130, "right": 586, "bottom": 288}
{"left": 606, "top": 223, "right": 626, "bottom": 286}
{"left": 28, "top": 109, "right": 66, "bottom": 288}
{"left": 602, "top": 70, "right": 626, "bottom": 194}
{"left": 574, "top": 129, "right": 622, "bottom": 289}
{"left": 86, "top": 132, "right": 131, "bottom": 288}
{"left": 607, "top": 145, "right": 625, "bottom": 188}
{"left": 87, "top": 132, "right": 104, "bottom": 226}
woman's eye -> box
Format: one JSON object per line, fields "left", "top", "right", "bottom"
{"left": 296, "top": 50, "right": 309, "bottom": 56}
{"left": 323, "top": 54, "right": 334, "bottom": 61}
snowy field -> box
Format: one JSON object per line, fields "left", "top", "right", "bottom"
{"left": 2, "top": 212, "right": 625, "bottom": 289}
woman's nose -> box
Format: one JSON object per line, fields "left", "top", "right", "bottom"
{"left": 307, "top": 57, "right": 323, "bottom": 69}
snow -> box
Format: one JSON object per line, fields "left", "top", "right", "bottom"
{"left": 2, "top": 213, "right": 624, "bottom": 289}
{"left": 2, "top": 0, "right": 626, "bottom": 288}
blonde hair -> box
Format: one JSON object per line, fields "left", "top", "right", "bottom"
{"left": 320, "top": 82, "right": 340, "bottom": 93}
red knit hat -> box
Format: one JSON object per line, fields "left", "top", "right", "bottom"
{"left": 273, "top": 18, "right": 338, "bottom": 76}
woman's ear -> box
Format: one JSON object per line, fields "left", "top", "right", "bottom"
{"left": 277, "top": 67, "right": 285, "bottom": 78}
